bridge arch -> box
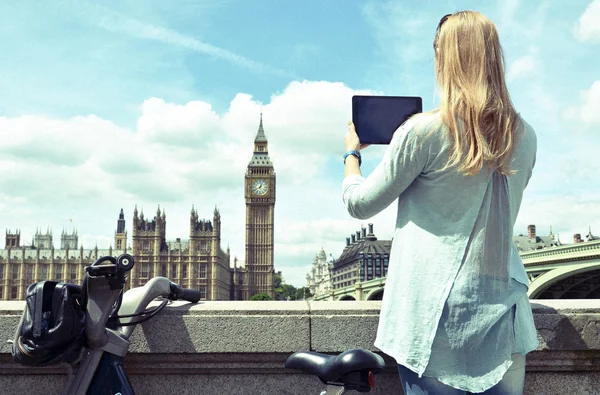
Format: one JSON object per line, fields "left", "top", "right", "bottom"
{"left": 529, "top": 262, "right": 600, "bottom": 299}
{"left": 367, "top": 289, "right": 384, "bottom": 300}
{"left": 338, "top": 295, "right": 356, "bottom": 301}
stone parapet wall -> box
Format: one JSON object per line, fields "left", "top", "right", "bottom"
{"left": 1, "top": 300, "right": 599, "bottom": 394}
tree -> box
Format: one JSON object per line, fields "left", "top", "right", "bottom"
{"left": 274, "top": 272, "right": 284, "bottom": 296}
{"left": 273, "top": 272, "right": 312, "bottom": 301}
{"left": 250, "top": 293, "right": 272, "bottom": 301}
{"left": 281, "top": 284, "right": 297, "bottom": 300}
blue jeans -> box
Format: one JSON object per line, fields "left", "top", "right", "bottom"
{"left": 397, "top": 354, "right": 526, "bottom": 395}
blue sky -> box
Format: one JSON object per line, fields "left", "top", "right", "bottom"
{"left": 1, "top": 0, "right": 599, "bottom": 287}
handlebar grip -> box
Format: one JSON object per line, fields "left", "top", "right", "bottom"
{"left": 181, "top": 288, "right": 201, "bottom": 303}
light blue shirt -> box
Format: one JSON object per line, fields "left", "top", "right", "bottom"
{"left": 342, "top": 111, "right": 540, "bottom": 392}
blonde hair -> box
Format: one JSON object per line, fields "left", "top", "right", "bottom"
{"left": 433, "top": 11, "right": 520, "bottom": 176}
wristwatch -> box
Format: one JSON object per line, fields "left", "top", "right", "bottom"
{"left": 343, "top": 150, "right": 362, "bottom": 166}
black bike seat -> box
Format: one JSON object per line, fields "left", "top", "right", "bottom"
{"left": 285, "top": 348, "right": 386, "bottom": 383}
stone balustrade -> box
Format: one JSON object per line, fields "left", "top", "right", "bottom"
{"left": 1, "top": 299, "right": 600, "bottom": 394}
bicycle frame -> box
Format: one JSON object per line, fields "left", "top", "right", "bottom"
{"left": 61, "top": 270, "right": 376, "bottom": 395}
{"left": 63, "top": 275, "right": 173, "bottom": 395}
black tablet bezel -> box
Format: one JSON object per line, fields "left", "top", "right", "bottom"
{"left": 352, "top": 95, "right": 423, "bottom": 145}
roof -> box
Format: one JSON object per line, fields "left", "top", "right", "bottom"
{"left": 167, "top": 240, "right": 190, "bottom": 253}
{"left": 248, "top": 153, "right": 273, "bottom": 167}
{"left": 255, "top": 116, "right": 267, "bottom": 143}
{"left": 248, "top": 114, "right": 273, "bottom": 167}
{"left": 513, "top": 235, "right": 561, "bottom": 252}
{"left": 334, "top": 236, "right": 392, "bottom": 269}
{"left": 586, "top": 227, "right": 599, "bottom": 241}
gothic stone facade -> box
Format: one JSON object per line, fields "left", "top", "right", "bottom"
{"left": 306, "top": 248, "right": 333, "bottom": 299}
{"left": 126, "top": 205, "right": 234, "bottom": 301}
{"left": 0, "top": 206, "right": 238, "bottom": 301}
{"left": 0, "top": 117, "right": 276, "bottom": 301}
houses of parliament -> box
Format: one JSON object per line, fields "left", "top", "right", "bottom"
{"left": 0, "top": 117, "right": 276, "bottom": 301}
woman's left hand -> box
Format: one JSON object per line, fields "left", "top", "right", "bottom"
{"left": 345, "top": 121, "right": 370, "bottom": 151}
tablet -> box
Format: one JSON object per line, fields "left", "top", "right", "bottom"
{"left": 352, "top": 95, "right": 423, "bottom": 145}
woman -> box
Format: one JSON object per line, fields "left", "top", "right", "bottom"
{"left": 342, "top": 11, "right": 539, "bottom": 395}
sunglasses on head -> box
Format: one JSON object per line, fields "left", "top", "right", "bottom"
{"left": 434, "top": 13, "right": 453, "bottom": 49}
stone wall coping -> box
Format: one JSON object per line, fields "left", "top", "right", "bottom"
{"left": 2, "top": 299, "right": 600, "bottom": 355}
{"left": 1, "top": 298, "right": 599, "bottom": 314}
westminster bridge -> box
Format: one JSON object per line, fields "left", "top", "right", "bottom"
{"left": 312, "top": 239, "right": 600, "bottom": 301}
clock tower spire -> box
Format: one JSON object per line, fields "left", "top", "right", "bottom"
{"left": 244, "top": 113, "right": 276, "bottom": 300}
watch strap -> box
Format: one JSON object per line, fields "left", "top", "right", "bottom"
{"left": 343, "top": 150, "right": 362, "bottom": 166}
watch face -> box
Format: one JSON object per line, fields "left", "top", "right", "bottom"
{"left": 252, "top": 179, "right": 269, "bottom": 195}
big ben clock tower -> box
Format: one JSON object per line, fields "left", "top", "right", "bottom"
{"left": 244, "top": 114, "right": 276, "bottom": 300}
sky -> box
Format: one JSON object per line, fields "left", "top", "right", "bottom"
{"left": 0, "top": 0, "right": 599, "bottom": 287}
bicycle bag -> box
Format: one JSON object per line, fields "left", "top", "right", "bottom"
{"left": 12, "top": 280, "right": 86, "bottom": 367}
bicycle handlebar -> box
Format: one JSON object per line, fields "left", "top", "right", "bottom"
{"left": 84, "top": 255, "right": 203, "bottom": 341}
{"left": 168, "top": 281, "right": 201, "bottom": 303}
{"left": 180, "top": 288, "right": 201, "bottom": 303}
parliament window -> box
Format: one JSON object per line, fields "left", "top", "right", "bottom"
{"left": 71, "top": 266, "right": 77, "bottom": 280}
{"left": 0, "top": 286, "right": 3, "bottom": 299}
{"left": 11, "top": 286, "right": 18, "bottom": 299}
{"left": 171, "top": 264, "right": 177, "bottom": 278}
{"left": 199, "top": 285, "right": 207, "bottom": 299}
{"left": 182, "top": 265, "right": 187, "bottom": 279}
{"left": 56, "top": 264, "right": 63, "bottom": 281}
{"left": 26, "top": 265, "right": 33, "bottom": 280}
{"left": 141, "top": 263, "right": 149, "bottom": 278}
{"left": 0, "top": 264, "right": 4, "bottom": 280}
{"left": 161, "top": 264, "right": 167, "bottom": 278}
{"left": 42, "top": 265, "right": 48, "bottom": 279}
{"left": 12, "top": 265, "right": 19, "bottom": 280}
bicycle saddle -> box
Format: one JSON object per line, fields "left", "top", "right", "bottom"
{"left": 285, "top": 348, "right": 386, "bottom": 383}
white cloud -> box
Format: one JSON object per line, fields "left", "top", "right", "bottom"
{"left": 507, "top": 55, "right": 537, "bottom": 82}
{"left": 2, "top": 78, "right": 596, "bottom": 288}
{"left": 516, "top": 193, "right": 600, "bottom": 244}
{"left": 575, "top": 0, "right": 600, "bottom": 42}
{"left": 564, "top": 81, "right": 600, "bottom": 125}
{"left": 0, "top": 81, "right": 379, "bottom": 287}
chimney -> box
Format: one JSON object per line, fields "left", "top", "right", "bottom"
{"left": 351, "top": 234, "right": 356, "bottom": 244}
{"left": 574, "top": 233, "right": 582, "bottom": 243}
{"left": 527, "top": 225, "right": 536, "bottom": 240}
{"left": 356, "top": 231, "right": 361, "bottom": 241}
{"left": 361, "top": 227, "right": 367, "bottom": 238}
{"left": 368, "top": 223, "right": 374, "bottom": 236}
{"left": 346, "top": 237, "right": 350, "bottom": 247}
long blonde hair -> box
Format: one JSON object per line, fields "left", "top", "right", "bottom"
{"left": 434, "top": 11, "right": 520, "bottom": 176}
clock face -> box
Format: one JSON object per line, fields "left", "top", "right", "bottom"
{"left": 252, "top": 179, "right": 269, "bottom": 195}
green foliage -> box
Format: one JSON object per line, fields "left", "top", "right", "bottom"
{"left": 250, "top": 293, "right": 272, "bottom": 301}
{"left": 274, "top": 274, "right": 313, "bottom": 301}
{"left": 274, "top": 272, "right": 283, "bottom": 295}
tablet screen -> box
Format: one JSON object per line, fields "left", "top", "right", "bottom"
{"left": 352, "top": 95, "right": 423, "bottom": 145}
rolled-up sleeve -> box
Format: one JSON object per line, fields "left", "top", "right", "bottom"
{"left": 342, "top": 118, "right": 431, "bottom": 220}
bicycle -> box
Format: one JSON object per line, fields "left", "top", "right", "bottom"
{"left": 56, "top": 255, "right": 385, "bottom": 394}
